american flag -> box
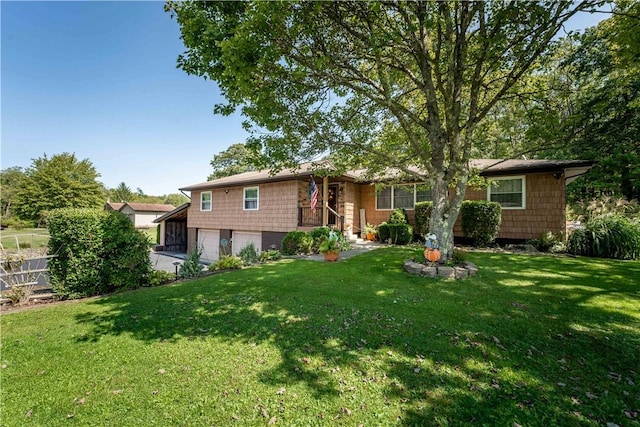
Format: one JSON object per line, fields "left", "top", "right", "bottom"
{"left": 310, "top": 178, "right": 319, "bottom": 212}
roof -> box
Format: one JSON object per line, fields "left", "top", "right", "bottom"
{"left": 179, "top": 159, "right": 596, "bottom": 191}
{"left": 153, "top": 203, "right": 190, "bottom": 223}
{"left": 105, "top": 202, "right": 125, "bottom": 211}
{"left": 119, "top": 203, "right": 175, "bottom": 213}
{"left": 472, "top": 159, "right": 596, "bottom": 176}
{"left": 180, "top": 161, "right": 361, "bottom": 191}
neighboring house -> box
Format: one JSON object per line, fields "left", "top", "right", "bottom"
{"left": 114, "top": 203, "right": 175, "bottom": 229}
{"left": 158, "top": 159, "right": 594, "bottom": 261}
{"left": 105, "top": 202, "right": 125, "bottom": 212}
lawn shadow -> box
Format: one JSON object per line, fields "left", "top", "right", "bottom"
{"left": 73, "top": 249, "right": 640, "bottom": 425}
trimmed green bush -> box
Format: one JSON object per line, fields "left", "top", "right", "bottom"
{"left": 101, "top": 212, "right": 152, "bottom": 290}
{"left": 281, "top": 230, "right": 313, "bottom": 255}
{"left": 378, "top": 223, "right": 413, "bottom": 245}
{"left": 48, "top": 208, "right": 151, "bottom": 298}
{"left": 414, "top": 201, "right": 433, "bottom": 235}
{"left": 460, "top": 200, "right": 502, "bottom": 247}
{"left": 388, "top": 208, "right": 409, "bottom": 224}
{"left": 567, "top": 215, "right": 640, "bottom": 260}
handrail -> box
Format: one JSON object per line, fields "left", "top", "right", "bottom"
{"left": 325, "top": 203, "right": 344, "bottom": 233}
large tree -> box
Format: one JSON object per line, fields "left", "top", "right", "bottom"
{"left": 169, "top": 0, "right": 601, "bottom": 259}
{"left": 0, "top": 167, "right": 25, "bottom": 219}
{"left": 208, "top": 143, "right": 256, "bottom": 180}
{"left": 13, "top": 153, "right": 104, "bottom": 224}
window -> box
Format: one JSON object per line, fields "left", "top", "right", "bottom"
{"left": 488, "top": 176, "right": 525, "bottom": 209}
{"left": 376, "top": 185, "right": 432, "bottom": 210}
{"left": 244, "top": 187, "right": 259, "bottom": 210}
{"left": 200, "top": 191, "right": 211, "bottom": 211}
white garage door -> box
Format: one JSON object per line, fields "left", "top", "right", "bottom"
{"left": 232, "top": 231, "right": 262, "bottom": 256}
{"left": 198, "top": 229, "right": 220, "bottom": 261}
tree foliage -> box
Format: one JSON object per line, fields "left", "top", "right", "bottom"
{"left": 0, "top": 167, "right": 25, "bottom": 219}
{"left": 208, "top": 143, "right": 256, "bottom": 180}
{"left": 13, "top": 153, "right": 104, "bottom": 224}
{"left": 472, "top": 3, "right": 639, "bottom": 203}
{"left": 168, "top": 0, "right": 600, "bottom": 259}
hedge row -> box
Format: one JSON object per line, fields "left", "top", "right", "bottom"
{"left": 48, "top": 208, "right": 151, "bottom": 298}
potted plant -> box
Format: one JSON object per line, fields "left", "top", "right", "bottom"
{"left": 319, "top": 230, "right": 343, "bottom": 261}
{"left": 364, "top": 223, "right": 377, "bottom": 241}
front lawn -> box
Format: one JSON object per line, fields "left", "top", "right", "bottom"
{"left": 0, "top": 228, "right": 49, "bottom": 252}
{"left": 1, "top": 248, "right": 639, "bottom": 426}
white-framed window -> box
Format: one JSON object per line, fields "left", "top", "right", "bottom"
{"left": 488, "top": 176, "right": 526, "bottom": 209}
{"left": 243, "top": 187, "right": 259, "bottom": 210}
{"left": 200, "top": 191, "right": 212, "bottom": 211}
{"left": 375, "top": 185, "right": 432, "bottom": 210}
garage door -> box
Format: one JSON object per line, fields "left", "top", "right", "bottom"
{"left": 198, "top": 229, "right": 220, "bottom": 261}
{"left": 232, "top": 231, "right": 262, "bottom": 256}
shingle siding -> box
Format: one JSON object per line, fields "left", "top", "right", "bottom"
{"left": 187, "top": 181, "right": 299, "bottom": 232}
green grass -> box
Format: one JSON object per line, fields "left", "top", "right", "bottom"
{"left": 140, "top": 226, "right": 158, "bottom": 245}
{"left": 0, "top": 229, "right": 49, "bottom": 252}
{"left": 1, "top": 248, "right": 639, "bottom": 426}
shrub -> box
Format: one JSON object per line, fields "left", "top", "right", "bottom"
{"left": 388, "top": 208, "right": 409, "bottom": 224}
{"left": 378, "top": 223, "right": 413, "bottom": 245}
{"left": 48, "top": 209, "right": 109, "bottom": 298}
{"left": 4, "top": 217, "right": 35, "bottom": 230}
{"left": 238, "top": 243, "right": 260, "bottom": 265}
{"left": 414, "top": 201, "right": 433, "bottom": 236}
{"left": 145, "top": 270, "right": 175, "bottom": 286}
{"left": 460, "top": 201, "right": 502, "bottom": 247}
{"left": 48, "top": 209, "right": 152, "bottom": 298}
{"left": 567, "top": 215, "right": 640, "bottom": 260}
{"left": 528, "top": 232, "right": 566, "bottom": 253}
{"left": 259, "top": 249, "right": 282, "bottom": 262}
{"left": 281, "top": 230, "right": 313, "bottom": 255}
{"left": 211, "top": 255, "right": 243, "bottom": 271}
{"left": 100, "top": 212, "right": 152, "bottom": 290}
{"left": 309, "top": 226, "right": 331, "bottom": 252}
{"left": 179, "top": 247, "right": 205, "bottom": 278}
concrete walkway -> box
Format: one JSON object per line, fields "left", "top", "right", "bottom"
{"left": 303, "top": 239, "right": 384, "bottom": 261}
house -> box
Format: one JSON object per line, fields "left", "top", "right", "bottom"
{"left": 111, "top": 203, "right": 175, "bottom": 229}
{"left": 156, "top": 159, "right": 594, "bottom": 260}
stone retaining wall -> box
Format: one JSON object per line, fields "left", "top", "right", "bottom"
{"left": 404, "top": 259, "right": 478, "bottom": 279}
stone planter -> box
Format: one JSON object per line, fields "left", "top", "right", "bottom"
{"left": 403, "top": 259, "right": 478, "bottom": 279}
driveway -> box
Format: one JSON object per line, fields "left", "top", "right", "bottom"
{"left": 149, "top": 251, "right": 188, "bottom": 273}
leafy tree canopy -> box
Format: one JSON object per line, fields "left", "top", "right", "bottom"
{"left": 0, "top": 167, "right": 25, "bottom": 218}
{"left": 208, "top": 143, "right": 256, "bottom": 180}
{"left": 13, "top": 153, "right": 104, "bottom": 224}
{"left": 168, "top": 0, "right": 602, "bottom": 259}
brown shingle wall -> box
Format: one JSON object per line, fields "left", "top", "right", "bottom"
{"left": 358, "top": 174, "right": 566, "bottom": 240}
{"left": 187, "top": 181, "right": 299, "bottom": 232}
{"left": 453, "top": 173, "right": 566, "bottom": 240}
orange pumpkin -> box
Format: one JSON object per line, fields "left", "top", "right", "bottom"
{"left": 424, "top": 248, "right": 441, "bottom": 263}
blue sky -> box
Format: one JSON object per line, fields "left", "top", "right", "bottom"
{"left": 1, "top": 1, "right": 609, "bottom": 196}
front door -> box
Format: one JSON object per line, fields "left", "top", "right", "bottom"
{"left": 328, "top": 184, "right": 339, "bottom": 226}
